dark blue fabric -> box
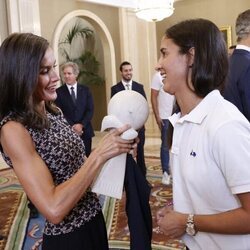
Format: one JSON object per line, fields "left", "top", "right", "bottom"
{"left": 55, "top": 83, "right": 95, "bottom": 155}
{"left": 224, "top": 49, "right": 250, "bottom": 121}
{"left": 124, "top": 154, "right": 152, "bottom": 250}
{"left": 161, "top": 119, "right": 170, "bottom": 174}
{"left": 55, "top": 84, "right": 95, "bottom": 139}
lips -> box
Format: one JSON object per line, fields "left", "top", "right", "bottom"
{"left": 47, "top": 85, "right": 57, "bottom": 91}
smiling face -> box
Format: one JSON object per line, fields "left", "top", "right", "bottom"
{"left": 156, "top": 36, "right": 192, "bottom": 96}
{"left": 33, "top": 47, "right": 59, "bottom": 104}
{"left": 121, "top": 64, "right": 133, "bottom": 82}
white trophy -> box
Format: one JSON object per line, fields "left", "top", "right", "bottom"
{"left": 91, "top": 90, "right": 149, "bottom": 199}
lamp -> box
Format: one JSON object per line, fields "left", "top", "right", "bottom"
{"left": 135, "top": 0, "right": 174, "bottom": 22}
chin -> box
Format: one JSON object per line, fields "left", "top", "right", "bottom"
{"left": 163, "top": 84, "right": 170, "bottom": 93}
{"left": 46, "top": 92, "right": 57, "bottom": 101}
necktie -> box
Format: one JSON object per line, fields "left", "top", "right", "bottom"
{"left": 70, "top": 86, "right": 76, "bottom": 103}
{"left": 125, "top": 83, "right": 130, "bottom": 90}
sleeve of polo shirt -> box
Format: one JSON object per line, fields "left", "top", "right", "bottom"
{"left": 151, "top": 73, "right": 161, "bottom": 91}
{"left": 211, "top": 119, "right": 250, "bottom": 194}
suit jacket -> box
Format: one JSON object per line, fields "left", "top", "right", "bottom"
{"left": 224, "top": 49, "right": 250, "bottom": 121}
{"left": 111, "top": 81, "right": 147, "bottom": 100}
{"left": 55, "top": 83, "right": 94, "bottom": 139}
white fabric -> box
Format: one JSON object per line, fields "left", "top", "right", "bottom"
{"left": 151, "top": 72, "right": 175, "bottom": 119}
{"left": 236, "top": 44, "right": 250, "bottom": 52}
{"left": 66, "top": 82, "right": 77, "bottom": 96}
{"left": 169, "top": 90, "right": 250, "bottom": 250}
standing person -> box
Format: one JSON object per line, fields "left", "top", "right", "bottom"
{"left": 55, "top": 62, "right": 94, "bottom": 156}
{"left": 155, "top": 19, "right": 250, "bottom": 250}
{"left": 151, "top": 71, "right": 174, "bottom": 185}
{"left": 111, "top": 61, "right": 147, "bottom": 176}
{"left": 224, "top": 9, "right": 250, "bottom": 121}
{"left": 0, "top": 33, "right": 136, "bottom": 250}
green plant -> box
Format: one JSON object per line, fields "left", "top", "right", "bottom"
{"left": 76, "top": 51, "right": 104, "bottom": 85}
{"left": 59, "top": 19, "right": 104, "bottom": 85}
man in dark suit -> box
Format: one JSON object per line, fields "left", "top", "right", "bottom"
{"left": 55, "top": 62, "right": 94, "bottom": 156}
{"left": 224, "top": 9, "right": 250, "bottom": 122}
{"left": 111, "top": 61, "right": 152, "bottom": 249}
{"left": 111, "top": 61, "right": 147, "bottom": 176}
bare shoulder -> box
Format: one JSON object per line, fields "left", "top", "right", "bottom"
{"left": 1, "top": 120, "right": 30, "bottom": 141}
{"left": 0, "top": 121, "right": 34, "bottom": 158}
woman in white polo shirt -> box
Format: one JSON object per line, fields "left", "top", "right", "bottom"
{"left": 156, "top": 18, "right": 250, "bottom": 250}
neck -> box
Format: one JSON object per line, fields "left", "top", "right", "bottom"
{"left": 176, "top": 91, "right": 203, "bottom": 117}
{"left": 122, "top": 79, "right": 131, "bottom": 83}
{"left": 238, "top": 36, "right": 250, "bottom": 47}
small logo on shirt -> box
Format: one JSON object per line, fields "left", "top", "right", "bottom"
{"left": 190, "top": 150, "right": 196, "bottom": 157}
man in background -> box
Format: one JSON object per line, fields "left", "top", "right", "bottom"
{"left": 111, "top": 61, "right": 147, "bottom": 176}
{"left": 151, "top": 71, "right": 174, "bottom": 185}
{"left": 55, "top": 61, "right": 95, "bottom": 156}
{"left": 224, "top": 9, "right": 250, "bottom": 121}
{"left": 111, "top": 61, "right": 152, "bottom": 249}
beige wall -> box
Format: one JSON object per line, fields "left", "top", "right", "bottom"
{"left": 156, "top": 0, "right": 250, "bottom": 53}
{"left": 18, "top": 0, "right": 250, "bottom": 132}
{"left": 0, "top": 0, "right": 9, "bottom": 43}
{"left": 39, "top": 0, "right": 122, "bottom": 130}
{"left": 39, "top": 0, "right": 121, "bottom": 81}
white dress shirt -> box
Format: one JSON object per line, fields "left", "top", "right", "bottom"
{"left": 122, "top": 80, "right": 132, "bottom": 90}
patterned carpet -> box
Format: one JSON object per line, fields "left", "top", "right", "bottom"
{"left": 104, "top": 157, "right": 186, "bottom": 250}
{"left": 0, "top": 157, "right": 186, "bottom": 250}
{"left": 0, "top": 168, "right": 29, "bottom": 250}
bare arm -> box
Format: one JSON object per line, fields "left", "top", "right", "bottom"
{"left": 151, "top": 88, "right": 162, "bottom": 129}
{"left": 0, "top": 121, "right": 133, "bottom": 224}
{"left": 157, "top": 192, "right": 250, "bottom": 238}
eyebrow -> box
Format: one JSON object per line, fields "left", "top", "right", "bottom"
{"left": 40, "top": 60, "right": 57, "bottom": 67}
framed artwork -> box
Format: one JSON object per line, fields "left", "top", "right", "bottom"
{"left": 220, "top": 26, "right": 232, "bottom": 48}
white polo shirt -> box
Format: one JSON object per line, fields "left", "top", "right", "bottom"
{"left": 169, "top": 90, "right": 250, "bottom": 250}
{"left": 151, "top": 72, "right": 175, "bottom": 119}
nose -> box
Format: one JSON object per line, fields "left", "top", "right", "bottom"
{"left": 51, "top": 69, "right": 60, "bottom": 82}
{"left": 155, "top": 61, "right": 162, "bottom": 72}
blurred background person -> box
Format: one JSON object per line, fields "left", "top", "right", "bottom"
{"left": 151, "top": 71, "right": 174, "bottom": 185}
{"left": 224, "top": 9, "right": 250, "bottom": 121}
{"left": 55, "top": 62, "right": 94, "bottom": 156}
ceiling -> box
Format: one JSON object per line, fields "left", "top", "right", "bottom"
{"left": 78, "top": 0, "right": 182, "bottom": 9}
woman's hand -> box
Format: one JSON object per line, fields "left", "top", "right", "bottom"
{"left": 93, "top": 124, "right": 136, "bottom": 164}
{"left": 157, "top": 208, "right": 187, "bottom": 239}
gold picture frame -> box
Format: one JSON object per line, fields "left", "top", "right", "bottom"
{"left": 219, "top": 26, "right": 232, "bottom": 48}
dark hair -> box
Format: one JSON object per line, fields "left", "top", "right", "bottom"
{"left": 0, "top": 33, "right": 59, "bottom": 129}
{"left": 229, "top": 45, "right": 236, "bottom": 50}
{"left": 119, "top": 61, "right": 132, "bottom": 72}
{"left": 165, "top": 19, "right": 228, "bottom": 97}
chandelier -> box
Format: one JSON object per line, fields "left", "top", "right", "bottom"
{"left": 135, "top": 0, "right": 175, "bottom": 22}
